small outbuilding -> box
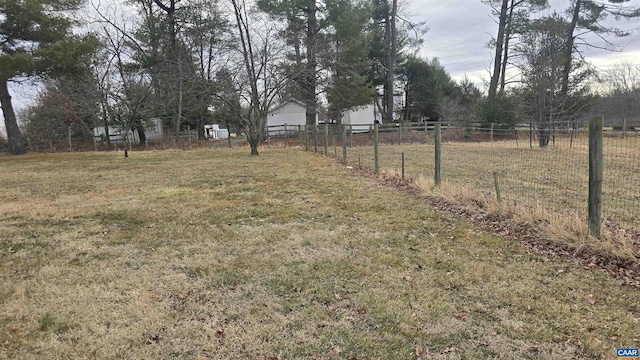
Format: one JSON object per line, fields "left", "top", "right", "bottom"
{"left": 341, "top": 104, "right": 376, "bottom": 133}
{"left": 93, "top": 117, "right": 163, "bottom": 144}
{"left": 204, "top": 124, "right": 229, "bottom": 139}
{"left": 266, "top": 99, "right": 312, "bottom": 135}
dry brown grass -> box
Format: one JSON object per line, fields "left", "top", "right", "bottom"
{"left": 411, "top": 174, "right": 639, "bottom": 262}
{"left": 1, "top": 149, "right": 640, "bottom": 359}
{"left": 343, "top": 132, "right": 640, "bottom": 250}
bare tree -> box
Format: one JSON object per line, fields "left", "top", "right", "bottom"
{"left": 229, "top": 0, "right": 290, "bottom": 155}
{"left": 600, "top": 62, "right": 640, "bottom": 132}
{"left": 96, "top": 17, "right": 154, "bottom": 157}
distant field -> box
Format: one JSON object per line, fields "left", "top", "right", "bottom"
{"left": 1, "top": 149, "right": 639, "bottom": 359}
{"left": 344, "top": 131, "right": 640, "bottom": 232}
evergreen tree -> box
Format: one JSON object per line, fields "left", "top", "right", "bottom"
{"left": 401, "top": 57, "right": 455, "bottom": 122}
{"left": 0, "top": 0, "right": 97, "bottom": 154}
{"left": 483, "top": 0, "right": 548, "bottom": 99}
{"left": 560, "top": 0, "right": 640, "bottom": 96}
{"left": 325, "top": 0, "right": 375, "bottom": 122}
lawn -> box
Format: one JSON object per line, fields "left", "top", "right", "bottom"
{"left": 0, "top": 148, "right": 639, "bottom": 359}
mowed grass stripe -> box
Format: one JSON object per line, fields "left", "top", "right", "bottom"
{"left": 0, "top": 149, "right": 638, "bottom": 359}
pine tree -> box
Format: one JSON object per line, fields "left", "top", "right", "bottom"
{"left": 0, "top": 0, "right": 97, "bottom": 154}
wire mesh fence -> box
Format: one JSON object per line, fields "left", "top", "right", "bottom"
{"left": 293, "top": 121, "right": 640, "bottom": 233}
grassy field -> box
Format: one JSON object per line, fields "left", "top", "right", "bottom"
{"left": 343, "top": 131, "right": 640, "bottom": 234}
{"left": 1, "top": 148, "right": 639, "bottom": 359}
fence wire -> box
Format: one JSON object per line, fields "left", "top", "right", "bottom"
{"left": 297, "top": 122, "right": 640, "bottom": 233}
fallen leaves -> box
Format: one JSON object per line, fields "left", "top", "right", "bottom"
{"left": 349, "top": 167, "right": 640, "bottom": 290}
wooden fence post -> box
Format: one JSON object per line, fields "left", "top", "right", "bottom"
{"left": 490, "top": 122, "right": 494, "bottom": 142}
{"left": 342, "top": 124, "right": 347, "bottom": 162}
{"left": 570, "top": 121, "right": 575, "bottom": 149}
{"left": 435, "top": 123, "right": 441, "bottom": 187}
{"left": 266, "top": 126, "right": 270, "bottom": 148}
{"left": 493, "top": 171, "right": 502, "bottom": 205}
{"left": 349, "top": 125, "right": 353, "bottom": 146}
{"left": 588, "top": 116, "right": 603, "bottom": 238}
{"left": 67, "top": 125, "right": 72, "bottom": 151}
{"left": 374, "top": 123, "right": 379, "bottom": 175}
{"left": 187, "top": 125, "right": 192, "bottom": 149}
{"left": 284, "top": 123, "right": 288, "bottom": 148}
{"left": 333, "top": 129, "right": 337, "bottom": 157}
{"left": 424, "top": 121, "right": 428, "bottom": 142}
{"left": 304, "top": 125, "right": 309, "bottom": 151}
{"left": 324, "top": 123, "right": 329, "bottom": 156}
{"left": 314, "top": 125, "right": 318, "bottom": 153}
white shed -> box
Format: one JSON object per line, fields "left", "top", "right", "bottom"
{"left": 93, "top": 117, "right": 163, "bottom": 144}
{"left": 342, "top": 104, "right": 376, "bottom": 133}
{"left": 204, "top": 124, "right": 229, "bottom": 139}
{"left": 267, "top": 99, "right": 312, "bottom": 135}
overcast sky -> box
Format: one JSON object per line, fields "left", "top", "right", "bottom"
{"left": 413, "top": 0, "right": 640, "bottom": 88}
{"left": 2, "top": 0, "right": 640, "bottom": 135}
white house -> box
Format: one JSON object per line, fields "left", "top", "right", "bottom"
{"left": 266, "top": 99, "right": 314, "bottom": 135}
{"left": 342, "top": 104, "right": 376, "bottom": 133}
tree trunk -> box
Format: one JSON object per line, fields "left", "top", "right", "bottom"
{"left": 250, "top": 142, "right": 259, "bottom": 155}
{"left": 102, "top": 105, "right": 111, "bottom": 148}
{"left": 136, "top": 125, "right": 147, "bottom": 144}
{"left": 176, "top": 64, "right": 183, "bottom": 133}
{"left": 539, "top": 128, "right": 549, "bottom": 147}
{"left": 403, "top": 81, "right": 411, "bottom": 121}
{"left": 562, "top": 0, "right": 581, "bottom": 96}
{"left": 489, "top": 0, "right": 509, "bottom": 99}
{"left": 384, "top": 0, "right": 397, "bottom": 123}
{"left": 197, "top": 114, "right": 205, "bottom": 140}
{"left": 248, "top": 131, "right": 259, "bottom": 155}
{"left": 499, "top": 0, "right": 515, "bottom": 93}
{"left": 0, "top": 78, "right": 27, "bottom": 155}
{"left": 305, "top": 0, "right": 317, "bottom": 127}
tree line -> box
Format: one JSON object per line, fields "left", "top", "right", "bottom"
{"left": 0, "top": 0, "right": 639, "bottom": 155}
